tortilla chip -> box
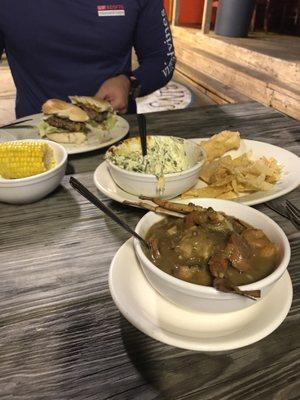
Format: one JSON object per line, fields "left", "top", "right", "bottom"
{"left": 190, "top": 131, "right": 282, "bottom": 200}
{"left": 181, "top": 185, "right": 232, "bottom": 199}
{"left": 200, "top": 156, "right": 233, "bottom": 183}
{"left": 200, "top": 131, "right": 240, "bottom": 162}
{"left": 231, "top": 153, "right": 252, "bottom": 168}
{"left": 216, "top": 191, "right": 238, "bottom": 200}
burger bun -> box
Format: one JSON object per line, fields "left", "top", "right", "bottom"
{"left": 45, "top": 131, "right": 87, "bottom": 145}
{"left": 42, "top": 99, "right": 89, "bottom": 122}
{"left": 69, "top": 96, "right": 113, "bottom": 113}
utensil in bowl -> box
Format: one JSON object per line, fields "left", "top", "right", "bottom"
{"left": 137, "top": 114, "right": 147, "bottom": 156}
{"left": 133, "top": 198, "right": 291, "bottom": 313}
{"left": 0, "top": 139, "right": 68, "bottom": 204}
{"left": 69, "top": 177, "right": 150, "bottom": 249}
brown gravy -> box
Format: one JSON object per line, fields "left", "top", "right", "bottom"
{"left": 145, "top": 213, "right": 279, "bottom": 287}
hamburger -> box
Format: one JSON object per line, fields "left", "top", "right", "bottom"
{"left": 69, "top": 96, "right": 116, "bottom": 129}
{"left": 39, "top": 99, "right": 90, "bottom": 144}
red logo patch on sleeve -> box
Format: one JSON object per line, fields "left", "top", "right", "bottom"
{"left": 97, "top": 4, "right": 125, "bottom": 16}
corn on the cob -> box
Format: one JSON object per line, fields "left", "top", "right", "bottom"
{"left": 0, "top": 141, "right": 56, "bottom": 179}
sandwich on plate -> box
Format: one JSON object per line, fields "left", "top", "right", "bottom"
{"left": 69, "top": 96, "right": 116, "bottom": 130}
{"left": 39, "top": 99, "right": 90, "bottom": 144}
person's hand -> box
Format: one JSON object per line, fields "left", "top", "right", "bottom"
{"left": 95, "top": 75, "right": 130, "bottom": 114}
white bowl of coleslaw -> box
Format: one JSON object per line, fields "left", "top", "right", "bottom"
{"left": 105, "top": 135, "right": 205, "bottom": 199}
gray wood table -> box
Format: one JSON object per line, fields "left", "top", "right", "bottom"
{"left": 1, "top": 102, "right": 299, "bottom": 400}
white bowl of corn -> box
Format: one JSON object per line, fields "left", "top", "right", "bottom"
{"left": 0, "top": 139, "right": 68, "bottom": 204}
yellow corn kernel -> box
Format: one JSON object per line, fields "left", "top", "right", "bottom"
{"left": 0, "top": 141, "right": 56, "bottom": 179}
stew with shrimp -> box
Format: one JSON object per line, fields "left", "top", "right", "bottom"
{"left": 145, "top": 207, "right": 279, "bottom": 289}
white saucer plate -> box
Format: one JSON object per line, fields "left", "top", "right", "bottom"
{"left": 94, "top": 139, "right": 300, "bottom": 207}
{"left": 0, "top": 113, "right": 129, "bottom": 155}
{"left": 109, "top": 239, "right": 293, "bottom": 352}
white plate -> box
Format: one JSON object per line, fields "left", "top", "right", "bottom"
{"left": 94, "top": 139, "right": 300, "bottom": 206}
{"left": 0, "top": 113, "right": 129, "bottom": 155}
{"left": 109, "top": 238, "right": 293, "bottom": 351}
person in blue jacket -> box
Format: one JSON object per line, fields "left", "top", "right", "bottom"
{"left": 0, "top": 0, "right": 176, "bottom": 117}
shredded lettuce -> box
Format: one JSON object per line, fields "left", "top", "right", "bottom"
{"left": 88, "top": 120, "right": 98, "bottom": 128}
{"left": 87, "top": 114, "right": 116, "bottom": 130}
{"left": 102, "top": 113, "right": 116, "bottom": 131}
{"left": 38, "top": 120, "right": 67, "bottom": 137}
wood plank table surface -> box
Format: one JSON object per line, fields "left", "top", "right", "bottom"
{"left": 0, "top": 102, "right": 299, "bottom": 400}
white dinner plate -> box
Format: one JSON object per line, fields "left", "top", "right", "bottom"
{"left": 109, "top": 238, "right": 293, "bottom": 351}
{"left": 94, "top": 139, "right": 300, "bottom": 207}
{"left": 0, "top": 113, "right": 129, "bottom": 155}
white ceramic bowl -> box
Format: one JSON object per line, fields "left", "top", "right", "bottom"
{"left": 0, "top": 139, "right": 68, "bottom": 204}
{"left": 106, "top": 136, "right": 205, "bottom": 199}
{"left": 134, "top": 199, "right": 291, "bottom": 313}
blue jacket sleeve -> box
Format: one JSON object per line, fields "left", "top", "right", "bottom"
{"left": 132, "top": 0, "right": 176, "bottom": 97}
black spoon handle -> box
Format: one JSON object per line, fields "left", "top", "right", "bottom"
{"left": 0, "top": 118, "right": 33, "bottom": 129}
{"left": 69, "top": 177, "right": 149, "bottom": 248}
{"left": 4, "top": 125, "right": 34, "bottom": 130}
{"left": 137, "top": 113, "right": 147, "bottom": 156}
